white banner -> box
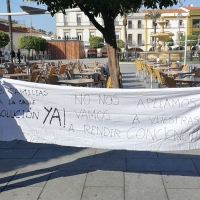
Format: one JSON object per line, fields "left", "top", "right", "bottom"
{"left": 1, "top": 78, "right": 200, "bottom": 151}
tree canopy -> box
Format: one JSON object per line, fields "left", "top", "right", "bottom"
{"left": 32, "top": 0, "right": 178, "bottom": 88}
{"left": 19, "top": 36, "right": 46, "bottom": 54}
{"left": 0, "top": 31, "right": 10, "bottom": 48}
{"left": 89, "top": 36, "right": 104, "bottom": 49}
{"left": 180, "top": 35, "right": 198, "bottom": 48}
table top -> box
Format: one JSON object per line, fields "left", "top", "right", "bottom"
{"left": 163, "top": 70, "right": 193, "bottom": 75}
{"left": 81, "top": 68, "right": 101, "bottom": 72}
{"left": 174, "top": 77, "right": 200, "bottom": 83}
{"left": 3, "top": 73, "right": 31, "bottom": 78}
{"left": 56, "top": 78, "right": 95, "bottom": 86}
{"left": 72, "top": 72, "right": 96, "bottom": 76}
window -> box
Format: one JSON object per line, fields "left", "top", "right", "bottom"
{"left": 64, "top": 32, "right": 70, "bottom": 40}
{"left": 89, "top": 32, "right": 95, "bottom": 37}
{"left": 115, "top": 31, "right": 120, "bottom": 40}
{"left": 165, "top": 20, "right": 170, "bottom": 28}
{"left": 77, "top": 14, "right": 81, "bottom": 25}
{"left": 137, "top": 34, "right": 142, "bottom": 45}
{"left": 193, "top": 19, "right": 200, "bottom": 28}
{"left": 179, "top": 20, "right": 183, "bottom": 27}
{"left": 77, "top": 32, "right": 82, "bottom": 40}
{"left": 128, "top": 21, "right": 132, "bottom": 29}
{"left": 64, "top": 14, "right": 68, "bottom": 25}
{"left": 138, "top": 20, "right": 142, "bottom": 28}
{"left": 128, "top": 34, "right": 132, "bottom": 44}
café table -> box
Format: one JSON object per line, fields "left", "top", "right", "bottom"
{"left": 71, "top": 72, "right": 96, "bottom": 79}
{"left": 3, "top": 73, "right": 31, "bottom": 79}
{"left": 56, "top": 78, "right": 95, "bottom": 86}
{"left": 81, "top": 68, "right": 101, "bottom": 72}
{"left": 162, "top": 70, "right": 194, "bottom": 78}
{"left": 174, "top": 77, "right": 200, "bottom": 87}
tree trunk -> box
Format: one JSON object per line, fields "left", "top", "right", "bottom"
{"left": 6, "top": 0, "right": 13, "bottom": 51}
{"left": 103, "top": 17, "right": 121, "bottom": 88}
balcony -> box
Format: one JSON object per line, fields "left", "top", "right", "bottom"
{"left": 128, "top": 24, "right": 133, "bottom": 29}
{"left": 137, "top": 40, "right": 145, "bottom": 46}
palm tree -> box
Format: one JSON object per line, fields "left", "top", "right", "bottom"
{"left": 6, "top": 0, "right": 13, "bottom": 51}
{"left": 146, "top": 11, "right": 162, "bottom": 50}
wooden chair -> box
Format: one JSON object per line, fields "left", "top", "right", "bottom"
{"left": 153, "top": 68, "right": 166, "bottom": 87}
{"left": 135, "top": 60, "right": 143, "bottom": 78}
{"left": 58, "top": 64, "right": 67, "bottom": 75}
{"left": 0, "top": 69, "right": 5, "bottom": 75}
{"left": 182, "top": 65, "right": 188, "bottom": 71}
{"left": 14, "top": 67, "right": 23, "bottom": 73}
{"left": 30, "top": 71, "right": 39, "bottom": 82}
{"left": 163, "top": 76, "right": 177, "bottom": 88}
{"left": 106, "top": 76, "right": 111, "bottom": 88}
{"left": 195, "top": 68, "right": 200, "bottom": 77}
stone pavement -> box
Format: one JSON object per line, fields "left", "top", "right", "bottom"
{"left": 1, "top": 58, "right": 200, "bottom": 200}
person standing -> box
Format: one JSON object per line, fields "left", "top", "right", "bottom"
{"left": 17, "top": 49, "right": 21, "bottom": 63}
{"left": 10, "top": 50, "right": 15, "bottom": 63}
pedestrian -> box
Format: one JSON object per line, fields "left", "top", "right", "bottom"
{"left": 10, "top": 50, "right": 15, "bottom": 63}
{"left": 17, "top": 49, "right": 21, "bottom": 63}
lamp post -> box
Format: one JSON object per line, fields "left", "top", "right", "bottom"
{"left": 177, "top": 12, "right": 182, "bottom": 51}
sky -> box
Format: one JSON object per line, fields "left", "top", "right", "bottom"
{"left": 0, "top": 0, "right": 56, "bottom": 34}
{"left": 0, "top": 0, "right": 200, "bottom": 35}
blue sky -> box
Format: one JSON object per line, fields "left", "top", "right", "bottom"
{"left": 0, "top": 0, "right": 200, "bottom": 35}
{"left": 0, "top": 0, "right": 56, "bottom": 34}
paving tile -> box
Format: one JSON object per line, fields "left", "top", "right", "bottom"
{"left": 167, "top": 189, "right": 200, "bottom": 200}
{"left": 0, "top": 186, "right": 43, "bottom": 200}
{"left": 91, "top": 157, "right": 126, "bottom": 171}
{"left": 34, "top": 147, "right": 96, "bottom": 159}
{"left": 82, "top": 186, "right": 124, "bottom": 200}
{"left": 191, "top": 158, "right": 200, "bottom": 173}
{"left": 158, "top": 149, "right": 200, "bottom": 159}
{"left": 127, "top": 158, "right": 197, "bottom": 172}
{"left": 7, "top": 170, "right": 52, "bottom": 187}
{"left": 0, "top": 159, "right": 30, "bottom": 171}
{"left": 0, "top": 149, "right": 37, "bottom": 159}
{"left": 0, "top": 140, "right": 20, "bottom": 148}
{"left": 125, "top": 172, "right": 168, "bottom": 200}
{"left": 85, "top": 170, "right": 124, "bottom": 187}
{"left": 0, "top": 171, "right": 16, "bottom": 192}
{"left": 13, "top": 140, "right": 61, "bottom": 148}
{"left": 22, "top": 158, "right": 62, "bottom": 171}
{"left": 39, "top": 170, "right": 86, "bottom": 200}
{"left": 162, "top": 172, "right": 200, "bottom": 189}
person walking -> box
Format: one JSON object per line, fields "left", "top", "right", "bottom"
{"left": 17, "top": 49, "right": 21, "bottom": 64}
{"left": 10, "top": 50, "right": 16, "bottom": 63}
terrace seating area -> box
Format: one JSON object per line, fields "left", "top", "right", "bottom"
{"left": 130, "top": 59, "right": 200, "bottom": 89}
{"left": 0, "top": 60, "right": 111, "bottom": 88}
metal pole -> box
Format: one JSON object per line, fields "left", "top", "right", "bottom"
{"left": 184, "top": 16, "right": 188, "bottom": 66}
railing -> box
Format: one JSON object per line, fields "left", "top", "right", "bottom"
{"left": 118, "top": 50, "right": 200, "bottom": 62}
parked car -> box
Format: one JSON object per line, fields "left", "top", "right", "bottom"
{"left": 87, "top": 49, "right": 97, "bottom": 58}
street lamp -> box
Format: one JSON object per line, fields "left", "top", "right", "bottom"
{"left": 177, "top": 12, "right": 182, "bottom": 51}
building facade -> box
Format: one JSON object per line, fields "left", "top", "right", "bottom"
{"left": 55, "top": 5, "right": 200, "bottom": 52}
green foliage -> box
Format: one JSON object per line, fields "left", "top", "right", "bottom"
{"left": 117, "top": 39, "right": 125, "bottom": 48}
{"left": 19, "top": 36, "right": 46, "bottom": 53}
{"left": 89, "top": 36, "right": 104, "bottom": 49}
{"left": 0, "top": 31, "right": 9, "bottom": 48}
{"left": 165, "top": 37, "right": 174, "bottom": 46}
{"left": 180, "top": 35, "right": 198, "bottom": 47}
{"left": 34, "top": 0, "right": 178, "bottom": 17}
{"left": 145, "top": 11, "right": 162, "bottom": 22}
